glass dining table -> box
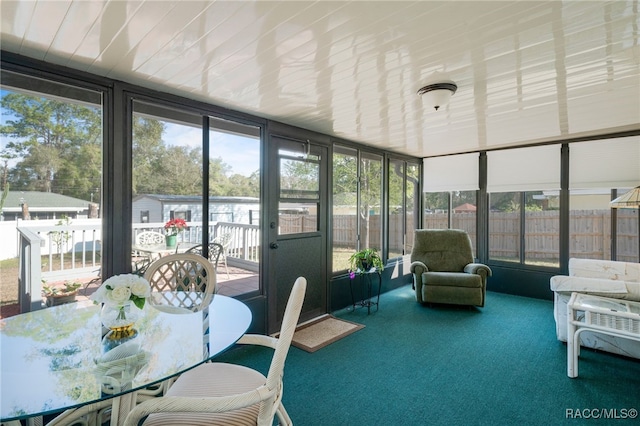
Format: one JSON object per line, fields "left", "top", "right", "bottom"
{"left": 0, "top": 295, "right": 252, "bottom": 425}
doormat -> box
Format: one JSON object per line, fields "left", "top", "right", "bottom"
{"left": 291, "top": 315, "right": 365, "bottom": 353}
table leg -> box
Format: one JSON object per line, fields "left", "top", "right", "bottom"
{"left": 567, "top": 306, "right": 578, "bottom": 378}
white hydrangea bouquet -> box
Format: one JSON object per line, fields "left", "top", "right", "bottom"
{"left": 92, "top": 273, "right": 151, "bottom": 309}
{"left": 92, "top": 274, "right": 151, "bottom": 328}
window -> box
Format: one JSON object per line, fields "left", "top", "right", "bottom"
{"left": 140, "top": 211, "right": 149, "bottom": 223}
{"left": 388, "top": 159, "right": 420, "bottom": 259}
{"left": 278, "top": 147, "right": 320, "bottom": 235}
{"left": 569, "top": 138, "right": 640, "bottom": 261}
{"left": 132, "top": 101, "right": 202, "bottom": 253}
{"left": 332, "top": 147, "right": 382, "bottom": 272}
{"left": 1, "top": 69, "right": 104, "bottom": 295}
{"left": 131, "top": 101, "right": 262, "bottom": 296}
{"left": 171, "top": 210, "right": 191, "bottom": 221}
{"left": 487, "top": 146, "right": 560, "bottom": 266}
{"left": 489, "top": 192, "right": 521, "bottom": 262}
{"left": 208, "top": 117, "right": 261, "bottom": 295}
{"left": 452, "top": 191, "right": 478, "bottom": 253}
{"left": 423, "top": 154, "right": 479, "bottom": 255}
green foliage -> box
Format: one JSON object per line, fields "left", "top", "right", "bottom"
{"left": 0, "top": 181, "right": 8, "bottom": 215}
{"left": 42, "top": 281, "right": 82, "bottom": 296}
{"left": 0, "top": 93, "right": 101, "bottom": 199}
{"left": 348, "top": 248, "right": 384, "bottom": 274}
{"left": 48, "top": 215, "right": 72, "bottom": 254}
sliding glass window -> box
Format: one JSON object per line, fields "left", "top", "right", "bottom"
{"left": 131, "top": 102, "right": 262, "bottom": 295}
{"left": 131, "top": 101, "right": 203, "bottom": 247}
{"left": 1, "top": 69, "right": 104, "bottom": 305}
{"left": 332, "top": 146, "right": 382, "bottom": 272}
{"left": 569, "top": 138, "right": 639, "bottom": 262}
{"left": 423, "top": 154, "right": 479, "bottom": 254}
{"left": 389, "top": 159, "right": 420, "bottom": 259}
{"left": 487, "top": 146, "right": 560, "bottom": 267}
{"left": 208, "top": 117, "right": 261, "bottom": 296}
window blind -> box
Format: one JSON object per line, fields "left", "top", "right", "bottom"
{"left": 487, "top": 145, "right": 560, "bottom": 192}
{"left": 423, "top": 153, "right": 479, "bottom": 192}
{"left": 569, "top": 137, "right": 640, "bottom": 189}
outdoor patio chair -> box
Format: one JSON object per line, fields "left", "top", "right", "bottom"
{"left": 185, "top": 242, "right": 224, "bottom": 270}
{"left": 123, "top": 276, "right": 307, "bottom": 426}
{"left": 212, "top": 232, "right": 232, "bottom": 278}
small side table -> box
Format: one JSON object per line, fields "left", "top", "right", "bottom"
{"left": 567, "top": 292, "right": 640, "bottom": 378}
{"left": 349, "top": 271, "right": 382, "bottom": 314}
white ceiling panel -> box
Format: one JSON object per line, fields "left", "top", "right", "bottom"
{"left": 1, "top": 0, "right": 638, "bottom": 158}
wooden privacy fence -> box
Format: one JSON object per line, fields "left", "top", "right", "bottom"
{"left": 286, "top": 210, "right": 638, "bottom": 262}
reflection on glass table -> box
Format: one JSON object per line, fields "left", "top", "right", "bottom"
{"left": 0, "top": 295, "right": 251, "bottom": 425}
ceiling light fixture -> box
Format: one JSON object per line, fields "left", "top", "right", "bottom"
{"left": 417, "top": 82, "right": 457, "bottom": 111}
{"left": 610, "top": 186, "right": 640, "bottom": 208}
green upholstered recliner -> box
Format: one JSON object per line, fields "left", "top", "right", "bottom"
{"left": 410, "top": 229, "right": 491, "bottom": 307}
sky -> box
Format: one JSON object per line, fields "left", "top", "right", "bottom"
{"left": 1, "top": 87, "right": 261, "bottom": 177}
{"left": 163, "top": 124, "right": 260, "bottom": 177}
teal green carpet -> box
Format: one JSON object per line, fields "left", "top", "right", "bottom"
{"left": 218, "top": 285, "right": 640, "bottom": 425}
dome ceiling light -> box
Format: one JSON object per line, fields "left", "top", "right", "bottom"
{"left": 417, "top": 82, "right": 457, "bottom": 111}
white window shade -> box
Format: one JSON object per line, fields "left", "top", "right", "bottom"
{"left": 423, "top": 153, "right": 479, "bottom": 192}
{"left": 487, "top": 145, "right": 560, "bottom": 192}
{"left": 570, "top": 137, "right": 640, "bottom": 189}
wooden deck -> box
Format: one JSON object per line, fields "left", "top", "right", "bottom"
{"left": 0, "top": 265, "right": 258, "bottom": 319}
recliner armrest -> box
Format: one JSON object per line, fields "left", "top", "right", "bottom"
{"left": 410, "top": 261, "right": 429, "bottom": 275}
{"left": 464, "top": 263, "right": 492, "bottom": 278}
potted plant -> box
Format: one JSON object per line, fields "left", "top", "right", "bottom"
{"left": 42, "top": 281, "right": 82, "bottom": 307}
{"left": 348, "top": 248, "right": 384, "bottom": 278}
{"left": 164, "top": 218, "right": 187, "bottom": 248}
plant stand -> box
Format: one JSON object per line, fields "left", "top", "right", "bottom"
{"left": 349, "top": 271, "right": 381, "bottom": 314}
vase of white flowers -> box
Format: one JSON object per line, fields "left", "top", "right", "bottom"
{"left": 92, "top": 274, "right": 151, "bottom": 333}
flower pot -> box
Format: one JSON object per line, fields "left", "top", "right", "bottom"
{"left": 165, "top": 235, "right": 177, "bottom": 248}
{"left": 45, "top": 291, "right": 78, "bottom": 307}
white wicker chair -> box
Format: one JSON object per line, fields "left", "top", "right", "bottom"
{"left": 123, "top": 277, "right": 307, "bottom": 426}
{"left": 143, "top": 253, "right": 217, "bottom": 314}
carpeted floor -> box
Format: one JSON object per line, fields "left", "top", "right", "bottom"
{"left": 217, "top": 284, "right": 640, "bottom": 425}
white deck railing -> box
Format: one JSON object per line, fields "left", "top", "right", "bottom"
{"left": 16, "top": 221, "right": 259, "bottom": 313}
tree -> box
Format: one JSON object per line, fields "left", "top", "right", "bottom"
{"left": 0, "top": 93, "right": 101, "bottom": 200}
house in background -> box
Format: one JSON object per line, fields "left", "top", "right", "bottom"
{"left": 1, "top": 191, "right": 98, "bottom": 221}
{"left": 132, "top": 194, "right": 259, "bottom": 225}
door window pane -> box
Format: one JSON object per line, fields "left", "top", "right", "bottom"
{"left": 278, "top": 152, "right": 320, "bottom": 235}
{"left": 280, "top": 157, "right": 319, "bottom": 199}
